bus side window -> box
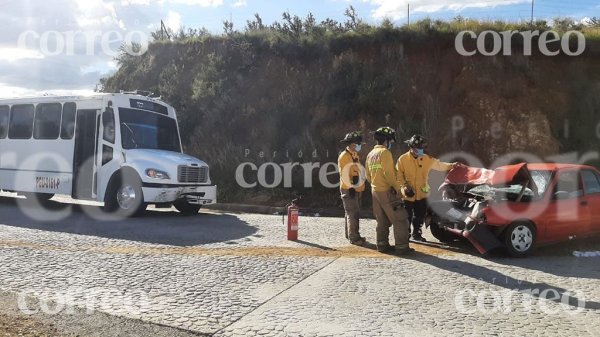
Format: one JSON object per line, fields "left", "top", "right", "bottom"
{"left": 102, "top": 107, "right": 115, "bottom": 143}
{"left": 0, "top": 105, "right": 8, "bottom": 139}
{"left": 9, "top": 104, "right": 34, "bottom": 139}
{"left": 34, "top": 103, "right": 62, "bottom": 139}
{"left": 61, "top": 102, "right": 76, "bottom": 139}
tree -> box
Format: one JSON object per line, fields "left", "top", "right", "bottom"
{"left": 223, "top": 20, "right": 234, "bottom": 36}
{"left": 344, "top": 6, "right": 359, "bottom": 30}
{"left": 246, "top": 13, "right": 265, "bottom": 31}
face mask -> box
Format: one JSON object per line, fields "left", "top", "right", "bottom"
{"left": 416, "top": 148, "right": 425, "bottom": 157}
{"left": 387, "top": 142, "right": 393, "bottom": 150}
{"left": 355, "top": 144, "right": 362, "bottom": 152}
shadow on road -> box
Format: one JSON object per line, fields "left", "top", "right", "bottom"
{"left": 0, "top": 196, "right": 258, "bottom": 246}
{"left": 408, "top": 252, "right": 600, "bottom": 311}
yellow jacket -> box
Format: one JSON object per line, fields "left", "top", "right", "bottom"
{"left": 396, "top": 152, "right": 453, "bottom": 201}
{"left": 338, "top": 148, "right": 366, "bottom": 192}
{"left": 365, "top": 145, "right": 403, "bottom": 193}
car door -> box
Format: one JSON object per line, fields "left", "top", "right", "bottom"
{"left": 544, "top": 169, "right": 590, "bottom": 242}
{"left": 581, "top": 169, "right": 600, "bottom": 234}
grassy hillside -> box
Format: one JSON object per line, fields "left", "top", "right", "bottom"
{"left": 100, "top": 12, "right": 600, "bottom": 207}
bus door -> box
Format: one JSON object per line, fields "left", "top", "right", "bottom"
{"left": 72, "top": 109, "right": 98, "bottom": 199}
{"left": 96, "top": 106, "right": 120, "bottom": 200}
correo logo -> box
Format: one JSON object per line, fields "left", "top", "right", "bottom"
{"left": 456, "top": 30, "right": 586, "bottom": 57}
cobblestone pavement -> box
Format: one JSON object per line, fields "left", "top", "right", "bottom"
{"left": 0, "top": 195, "right": 599, "bottom": 336}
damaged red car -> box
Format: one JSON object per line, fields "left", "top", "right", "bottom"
{"left": 426, "top": 163, "right": 600, "bottom": 257}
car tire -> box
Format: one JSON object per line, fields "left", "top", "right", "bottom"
{"left": 504, "top": 221, "right": 536, "bottom": 257}
{"left": 427, "top": 214, "right": 459, "bottom": 243}
{"left": 105, "top": 170, "right": 146, "bottom": 217}
{"left": 174, "top": 199, "right": 201, "bottom": 216}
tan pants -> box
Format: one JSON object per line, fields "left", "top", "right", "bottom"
{"left": 372, "top": 190, "right": 410, "bottom": 249}
{"left": 341, "top": 189, "right": 361, "bottom": 241}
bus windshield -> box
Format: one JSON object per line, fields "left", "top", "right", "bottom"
{"left": 119, "top": 108, "right": 181, "bottom": 152}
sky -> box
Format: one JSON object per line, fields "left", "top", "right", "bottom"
{"left": 0, "top": 0, "right": 598, "bottom": 97}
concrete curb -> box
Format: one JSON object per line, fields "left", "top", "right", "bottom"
{"left": 204, "top": 203, "right": 375, "bottom": 218}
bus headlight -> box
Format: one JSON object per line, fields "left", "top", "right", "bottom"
{"left": 146, "top": 169, "right": 170, "bottom": 180}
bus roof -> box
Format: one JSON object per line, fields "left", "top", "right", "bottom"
{"left": 0, "top": 93, "right": 169, "bottom": 106}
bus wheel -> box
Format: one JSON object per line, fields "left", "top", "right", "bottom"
{"left": 24, "top": 193, "right": 54, "bottom": 203}
{"left": 105, "top": 171, "right": 146, "bottom": 217}
{"left": 173, "top": 199, "right": 201, "bottom": 216}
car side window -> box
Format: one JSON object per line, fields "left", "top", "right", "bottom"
{"left": 554, "top": 170, "right": 583, "bottom": 199}
{"left": 582, "top": 170, "right": 600, "bottom": 195}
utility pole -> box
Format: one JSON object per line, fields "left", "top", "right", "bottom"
{"left": 408, "top": 3, "right": 410, "bottom": 26}
{"left": 160, "top": 20, "right": 171, "bottom": 40}
{"left": 530, "top": 0, "right": 534, "bottom": 25}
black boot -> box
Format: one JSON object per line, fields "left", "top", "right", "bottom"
{"left": 377, "top": 242, "right": 394, "bottom": 253}
{"left": 411, "top": 228, "right": 427, "bottom": 242}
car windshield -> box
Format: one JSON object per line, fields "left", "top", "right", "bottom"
{"left": 467, "top": 169, "right": 552, "bottom": 201}
{"left": 119, "top": 108, "right": 181, "bottom": 152}
{"left": 530, "top": 169, "right": 552, "bottom": 196}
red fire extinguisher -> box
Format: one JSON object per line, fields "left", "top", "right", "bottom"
{"left": 287, "top": 199, "right": 299, "bottom": 241}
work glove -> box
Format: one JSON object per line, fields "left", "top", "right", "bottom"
{"left": 402, "top": 185, "right": 415, "bottom": 198}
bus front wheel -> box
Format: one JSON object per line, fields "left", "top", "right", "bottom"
{"left": 105, "top": 170, "right": 146, "bottom": 217}
{"left": 24, "top": 193, "right": 54, "bottom": 202}
{"left": 173, "top": 199, "right": 201, "bottom": 216}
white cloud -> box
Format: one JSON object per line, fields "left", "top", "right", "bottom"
{"left": 367, "top": 0, "right": 529, "bottom": 19}
{"left": 164, "top": 10, "right": 182, "bottom": 31}
{"left": 0, "top": 48, "right": 45, "bottom": 62}
{"left": 167, "top": 0, "right": 223, "bottom": 6}
{"left": 121, "top": 0, "right": 151, "bottom": 5}
{"left": 232, "top": 0, "right": 247, "bottom": 8}
{"left": 0, "top": 83, "right": 37, "bottom": 98}
{"left": 0, "top": 0, "right": 227, "bottom": 96}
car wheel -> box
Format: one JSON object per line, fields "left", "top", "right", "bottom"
{"left": 105, "top": 170, "right": 146, "bottom": 217}
{"left": 504, "top": 222, "right": 536, "bottom": 257}
{"left": 173, "top": 199, "right": 201, "bottom": 216}
{"left": 427, "top": 214, "right": 459, "bottom": 243}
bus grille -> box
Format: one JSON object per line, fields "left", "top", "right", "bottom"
{"left": 178, "top": 166, "right": 208, "bottom": 183}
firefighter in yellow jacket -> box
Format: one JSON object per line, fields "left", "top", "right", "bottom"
{"left": 338, "top": 131, "right": 367, "bottom": 246}
{"left": 365, "top": 127, "right": 413, "bottom": 254}
{"left": 397, "top": 134, "right": 460, "bottom": 242}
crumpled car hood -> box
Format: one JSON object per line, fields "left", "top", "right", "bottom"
{"left": 441, "top": 163, "right": 538, "bottom": 193}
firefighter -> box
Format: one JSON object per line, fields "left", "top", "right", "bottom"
{"left": 397, "top": 134, "right": 461, "bottom": 242}
{"left": 338, "top": 131, "right": 367, "bottom": 246}
{"left": 365, "top": 127, "right": 413, "bottom": 254}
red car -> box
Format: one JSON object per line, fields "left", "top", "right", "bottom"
{"left": 426, "top": 163, "right": 600, "bottom": 257}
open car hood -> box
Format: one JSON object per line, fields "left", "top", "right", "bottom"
{"left": 441, "top": 163, "right": 539, "bottom": 194}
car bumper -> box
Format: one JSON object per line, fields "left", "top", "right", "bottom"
{"left": 142, "top": 183, "right": 217, "bottom": 205}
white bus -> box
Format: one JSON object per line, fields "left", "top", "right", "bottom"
{"left": 0, "top": 92, "right": 216, "bottom": 216}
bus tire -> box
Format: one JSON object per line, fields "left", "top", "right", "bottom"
{"left": 24, "top": 193, "right": 54, "bottom": 202}
{"left": 105, "top": 170, "right": 146, "bottom": 217}
{"left": 173, "top": 199, "right": 201, "bottom": 216}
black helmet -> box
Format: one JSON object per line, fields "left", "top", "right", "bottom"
{"left": 374, "top": 126, "right": 396, "bottom": 142}
{"left": 404, "top": 134, "right": 428, "bottom": 148}
{"left": 340, "top": 131, "right": 363, "bottom": 144}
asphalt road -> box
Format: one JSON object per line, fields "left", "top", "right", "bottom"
{"left": 0, "top": 193, "right": 599, "bottom": 337}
